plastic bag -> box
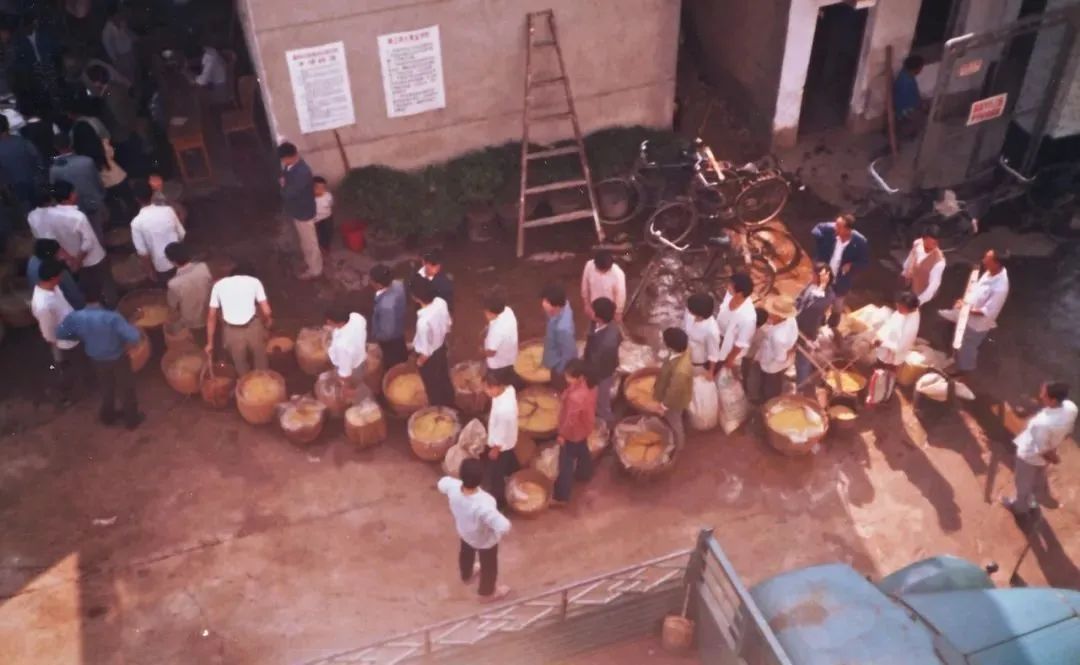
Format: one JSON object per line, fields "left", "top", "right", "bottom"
{"left": 314, "top": 371, "right": 349, "bottom": 417}
{"left": 688, "top": 374, "right": 719, "bottom": 431}
{"left": 716, "top": 368, "right": 749, "bottom": 434}
{"left": 915, "top": 373, "right": 975, "bottom": 402}
{"left": 442, "top": 443, "right": 473, "bottom": 478}
{"left": 530, "top": 445, "right": 560, "bottom": 482}
{"left": 457, "top": 418, "right": 488, "bottom": 457}
{"left": 865, "top": 368, "right": 897, "bottom": 406}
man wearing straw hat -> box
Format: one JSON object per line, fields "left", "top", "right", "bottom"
{"left": 751, "top": 295, "right": 799, "bottom": 404}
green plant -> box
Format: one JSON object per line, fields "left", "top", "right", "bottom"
{"left": 585, "top": 126, "right": 679, "bottom": 180}
{"left": 417, "top": 164, "right": 464, "bottom": 237}
{"left": 337, "top": 165, "right": 423, "bottom": 237}
{"left": 448, "top": 150, "right": 504, "bottom": 206}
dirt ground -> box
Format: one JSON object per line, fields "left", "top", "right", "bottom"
{"left": 2, "top": 136, "right": 1079, "bottom": 664}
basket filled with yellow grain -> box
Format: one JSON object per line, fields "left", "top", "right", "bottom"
{"left": 277, "top": 395, "right": 328, "bottom": 445}
{"left": 161, "top": 347, "right": 206, "bottom": 395}
{"left": 623, "top": 367, "right": 663, "bottom": 415}
{"left": 118, "top": 289, "right": 170, "bottom": 330}
{"left": 407, "top": 406, "right": 461, "bottom": 461}
{"left": 363, "top": 343, "right": 384, "bottom": 396}
{"left": 517, "top": 385, "right": 561, "bottom": 439}
{"left": 383, "top": 363, "right": 429, "bottom": 418}
{"left": 514, "top": 339, "right": 551, "bottom": 385}
{"left": 295, "top": 326, "right": 331, "bottom": 376}
{"left": 826, "top": 400, "right": 859, "bottom": 433}
{"left": 824, "top": 369, "right": 867, "bottom": 400}
{"left": 200, "top": 361, "right": 237, "bottom": 409}
{"left": 345, "top": 399, "right": 387, "bottom": 449}
{"left": 762, "top": 395, "right": 829, "bottom": 456}
{"left": 587, "top": 419, "right": 611, "bottom": 460}
{"left": 506, "top": 468, "right": 553, "bottom": 517}
{"left": 110, "top": 253, "right": 148, "bottom": 290}
{"left": 128, "top": 329, "right": 151, "bottom": 372}
{"left": 235, "top": 369, "right": 287, "bottom": 425}
{"left": 613, "top": 415, "right": 677, "bottom": 478}
{"left": 451, "top": 360, "right": 489, "bottom": 415}
{"left": 163, "top": 319, "right": 194, "bottom": 350}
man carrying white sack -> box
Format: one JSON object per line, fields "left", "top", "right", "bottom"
{"left": 325, "top": 305, "right": 369, "bottom": 403}
{"left": 938, "top": 249, "right": 1008, "bottom": 376}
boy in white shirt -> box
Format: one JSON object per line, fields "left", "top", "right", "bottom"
{"left": 313, "top": 176, "right": 334, "bottom": 255}
{"left": 683, "top": 293, "right": 720, "bottom": 379}
{"left": 131, "top": 180, "right": 185, "bottom": 284}
{"left": 411, "top": 278, "right": 454, "bottom": 407}
{"left": 438, "top": 459, "right": 511, "bottom": 601}
{"left": 1002, "top": 381, "right": 1077, "bottom": 514}
{"left": 325, "top": 306, "right": 368, "bottom": 402}
{"left": 30, "top": 259, "right": 83, "bottom": 403}
{"left": 483, "top": 289, "right": 521, "bottom": 389}
{"left": 484, "top": 371, "right": 519, "bottom": 511}
{"left": 875, "top": 292, "right": 921, "bottom": 366}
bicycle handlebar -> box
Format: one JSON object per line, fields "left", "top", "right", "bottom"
{"left": 868, "top": 157, "right": 900, "bottom": 194}
{"left": 998, "top": 156, "right": 1034, "bottom": 184}
{"left": 648, "top": 226, "right": 690, "bottom": 253}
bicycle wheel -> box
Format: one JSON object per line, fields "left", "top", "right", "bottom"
{"left": 689, "top": 177, "right": 734, "bottom": 221}
{"left": 699, "top": 254, "right": 776, "bottom": 302}
{"left": 735, "top": 176, "right": 790, "bottom": 227}
{"left": 644, "top": 200, "right": 698, "bottom": 248}
{"left": 594, "top": 177, "right": 646, "bottom": 226}
{"left": 744, "top": 224, "right": 802, "bottom": 274}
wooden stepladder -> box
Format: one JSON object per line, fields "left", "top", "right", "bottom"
{"left": 516, "top": 10, "right": 604, "bottom": 258}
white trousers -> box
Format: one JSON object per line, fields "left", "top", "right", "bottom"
{"left": 293, "top": 218, "right": 323, "bottom": 276}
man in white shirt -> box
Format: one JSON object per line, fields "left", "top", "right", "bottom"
{"left": 683, "top": 293, "right": 721, "bottom": 379}
{"left": 1002, "top": 381, "right": 1077, "bottom": 514}
{"left": 30, "top": 259, "right": 82, "bottom": 403}
{"left": 438, "top": 459, "right": 511, "bottom": 601}
{"left": 205, "top": 265, "right": 272, "bottom": 375}
{"left": 37, "top": 181, "right": 115, "bottom": 307}
{"left": 186, "top": 44, "right": 229, "bottom": 105}
{"left": 411, "top": 278, "right": 454, "bottom": 407}
{"left": 483, "top": 289, "right": 521, "bottom": 389}
{"left": 938, "top": 249, "right": 1009, "bottom": 375}
{"left": 324, "top": 306, "right": 369, "bottom": 403}
{"left": 901, "top": 226, "right": 945, "bottom": 306}
{"left": 752, "top": 295, "right": 798, "bottom": 403}
{"left": 131, "top": 180, "right": 185, "bottom": 284}
{"left": 484, "top": 371, "right": 519, "bottom": 511}
{"left": 101, "top": 7, "right": 137, "bottom": 84}
{"left": 716, "top": 273, "right": 758, "bottom": 373}
{"left": 580, "top": 250, "right": 627, "bottom": 321}
{"left": 875, "top": 292, "right": 921, "bottom": 366}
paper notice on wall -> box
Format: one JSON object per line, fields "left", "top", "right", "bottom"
{"left": 286, "top": 41, "right": 356, "bottom": 134}
{"left": 377, "top": 25, "right": 447, "bottom": 118}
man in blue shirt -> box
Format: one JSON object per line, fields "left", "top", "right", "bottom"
{"left": 278, "top": 142, "right": 320, "bottom": 280}
{"left": 56, "top": 308, "right": 144, "bottom": 428}
{"left": 370, "top": 264, "right": 408, "bottom": 368}
{"left": 811, "top": 214, "right": 869, "bottom": 329}
{"left": 0, "top": 113, "right": 43, "bottom": 210}
{"left": 894, "top": 55, "right": 925, "bottom": 139}
{"left": 541, "top": 283, "right": 577, "bottom": 390}
{"left": 49, "top": 133, "right": 106, "bottom": 234}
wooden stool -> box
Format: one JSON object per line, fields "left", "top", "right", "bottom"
{"left": 167, "top": 120, "right": 213, "bottom": 184}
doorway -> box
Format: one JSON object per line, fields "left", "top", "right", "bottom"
{"left": 799, "top": 3, "right": 869, "bottom": 136}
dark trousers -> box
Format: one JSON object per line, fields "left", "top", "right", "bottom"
{"left": 459, "top": 540, "right": 498, "bottom": 597}
{"left": 490, "top": 364, "right": 524, "bottom": 390}
{"left": 379, "top": 338, "right": 409, "bottom": 369}
{"left": 554, "top": 441, "right": 593, "bottom": 501}
{"left": 315, "top": 215, "right": 334, "bottom": 250}
{"left": 94, "top": 356, "right": 139, "bottom": 424}
{"left": 155, "top": 267, "right": 177, "bottom": 285}
{"left": 486, "top": 448, "right": 520, "bottom": 510}
{"left": 747, "top": 361, "right": 784, "bottom": 404}
{"left": 78, "top": 259, "right": 118, "bottom": 308}
{"left": 50, "top": 345, "right": 91, "bottom": 403}
{"left": 419, "top": 345, "right": 455, "bottom": 407}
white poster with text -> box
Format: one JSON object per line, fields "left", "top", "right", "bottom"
{"left": 286, "top": 41, "right": 356, "bottom": 134}
{"left": 377, "top": 25, "right": 447, "bottom": 118}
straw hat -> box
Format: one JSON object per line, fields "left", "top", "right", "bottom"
{"left": 764, "top": 295, "right": 797, "bottom": 320}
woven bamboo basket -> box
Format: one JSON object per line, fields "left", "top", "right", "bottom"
{"left": 517, "top": 385, "right": 561, "bottom": 439}
{"left": 407, "top": 406, "right": 461, "bottom": 461}
{"left": 118, "top": 289, "right": 170, "bottom": 331}
{"left": 277, "top": 395, "right": 327, "bottom": 445}
{"left": 128, "top": 330, "right": 151, "bottom": 372}
{"left": 826, "top": 395, "right": 859, "bottom": 434}
{"left": 235, "top": 370, "right": 287, "bottom": 425}
{"left": 613, "top": 415, "right": 677, "bottom": 479}
{"left": 344, "top": 401, "right": 388, "bottom": 449}
{"left": 295, "top": 326, "right": 332, "bottom": 376}
{"left": 514, "top": 338, "right": 551, "bottom": 385}
{"left": 506, "top": 468, "right": 553, "bottom": 518}
{"left": 622, "top": 367, "right": 664, "bottom": 415}
{"left": 160, "top": 347, "right": 205, "bottom": 396}
{"left": 200, "top": 362, "right": 237, "bottom": 409}
{"left": 163, "top": 320, "right": 194, "bottom": 349}
{"left": 382, "top": 363, "right": 428, "bottom": 418}
{"left": 451, "top": 360, "right": 489, "bottom": 416}
{"left": 762, "top": 394, "right": 829, "bottom": 456}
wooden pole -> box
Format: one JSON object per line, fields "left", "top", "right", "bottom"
{"left": 333, "top": 130, "right": 351, "bottom": 172}
{"left": 884, "top": 46, "right": 898, "bottom": 157}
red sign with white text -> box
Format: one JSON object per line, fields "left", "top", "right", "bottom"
{"left": 966, "top": 93, "right": 1008, "bottom": 126}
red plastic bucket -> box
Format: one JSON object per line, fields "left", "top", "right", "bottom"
{"left": 340, "top": 220, "right": 367, "bottom": 253}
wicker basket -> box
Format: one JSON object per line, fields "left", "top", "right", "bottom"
{"left": 451, "top": 360, "right": 489, "bottom": 416}
{"left": 277, "top": 395, "right": 327, "bottom": 445}
{"left": 118, "top": 289, "right": 170, "bottom": 330}
{"left": 160, "top": 347, "right": 205, "bottom": 395}
{"left": 345, "top": 401, "right": 387, "bottom": 449}
{"left": 163, "top": 320, "right": 194, "bottom": 349}
{"left": 363, "top": 343, "right": 384, "bottom": 396}
{"left": 517, "top": 385, "right": 561, "bottom": 439}
{"left": 235, "top": 370, "right": 287, "bottom": 425}
{"left": 382, "top": 363, "right": 429, "bottom": 418}
{"left": 762, "top": 395, "right": 829, "bottom": 456}
{"left": 128, "top": 330, "right": 151, "bottom": 373}
{"left": 200, "top": 362, "right": 237, "bottom": 409}
{"left": 295, "top": 326, "right": 331, "bottom": 376}
{"left": 407, "top": 406, "right": 461, "bottom": 461}
{"left": 587, "top": 420, "right": 611, "bottom": 460}
{"left": 506, "top": 468, "right": 553, "bottom": 518}
{"left": 514, "top": 338, "right": 551, "bottom": 385}
{"left": 661, "top": 615, "right": 694, "bottom": 653}
{"left": 622, "top": 367, "right": 663, "bottom": 415}
{"left": 613, "top": 415, "right": 677, "bottom": 478}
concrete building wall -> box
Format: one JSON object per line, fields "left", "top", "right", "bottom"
{"left": 685, "top": 0, "right": 791, "bottom": 140}
{"left": 237, "top": 0, "right": 680, "bottom": 182}
{"left": 1016, "top": 0, "right": 1080, "bottom": 138}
